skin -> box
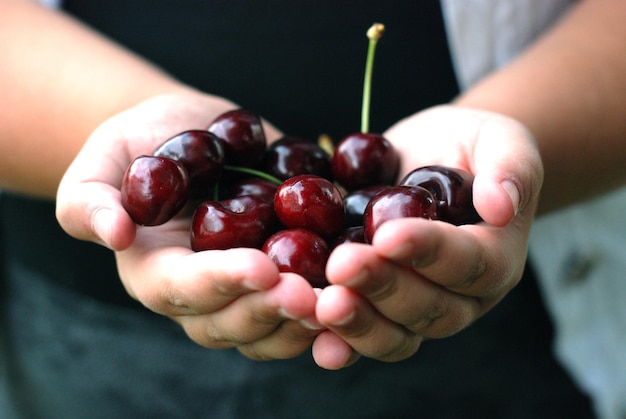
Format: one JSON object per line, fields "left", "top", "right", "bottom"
{"left": 2, "top": 0, "right": 625, "bottom": 370}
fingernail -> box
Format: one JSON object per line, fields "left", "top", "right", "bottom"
{"left": 331, "top": 309, "right": 355, "bottom": 327}
{"left": 501, "top": 180, "right": 520, "bottom": 215}
{"left": 242, "top": 280, "right": 265, "bottom": 291}
{"left": 278, "top": 307, "right": 299, "bottom": 320}
{"left": 346, "top": 268, "right": 370, "bottom": 287}
{"left": 299, "top": 317, "right": 324, "bottom": 330}
{"left": 279, "top": 309, "right": 324, "bottom": 330}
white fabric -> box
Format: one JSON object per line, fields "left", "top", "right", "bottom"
{"left": 441, "top": 2, "right": 626, "bottom": 418}
{"left": 37, "top": 0, "right": 61, "bottom": 9}
{"left": 440, "top": 0, "right": 572, "bottom": 90}
{"left": 529, "top": 190, "right": 626, "bottom": 419}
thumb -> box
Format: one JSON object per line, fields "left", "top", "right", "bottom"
{"left": 471, "top": 114, "right": 543, "bottom": 227}
{"left": 56, "top": 179, "right": 137, "bottom": 251}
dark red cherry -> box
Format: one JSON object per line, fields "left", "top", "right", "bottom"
{"left": 331, "top": 132, "right": 399, "bottom": 191}
{"left": 331, "top": 226, "right": 366, "bottom": 249}
{"left": 262, "top": 228, "right": 330, "bottom": 288}
{"left": 207, "top": 109, "right": 266, "bottom": 167}
{"left": 363, "top": 185, "right": 437, "bottom": 243}
{"left": 153, "top": 130, "right": 224, "bottom": 197}
{"left": 220, "top": 176, "right": 278, "bottom": 205}
{"left": 400, "top": 165, "right": 481, "bottom": 225}
{"left": 274, "top": 174, "right": 345, "bottom": 238}
{"left": 343, "top": 185, "right": 387, "bottom": 227}
{"left": 259, "top": 136, "right": 332, "bottom": 181}
{"left": 121, "top": 155, "right": 189, "bottom": 226}
{"left": 190, "top": 196, "right": 278, "bottom": 251}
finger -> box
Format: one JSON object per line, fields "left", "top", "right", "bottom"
{"left": 178, "top": 273, "right": 317, "bottom": 349}
{"left": 262, "top": 119, "right": 283, "bottom": 143}
{"left": 374, "top": 217, "right": 529, "bottom": 303}
{"left": 118, "top": 246, "right": 282, "bottom": 317}
{"left": 370, "top": 218, "right": 493, "bottom": 295}
{"left": 326, "top": 243, "right": 481, "bottom": 338}
{"left": 238, "top": 318, "right": 322, "bottom": 361}
{"left": 311, "top": 330, "right": 360, "bottom": 370}
{"left": 56, "top": 124, "right": 137, "bottom": 250}
{"left": 56, "top": 180, "right": 137, "bottom": 250}
{"left": 471, "top": 114, "right": 543, "bottom": 227}
{"left": 316, "top": 285, "right": 423, "bottom": 362}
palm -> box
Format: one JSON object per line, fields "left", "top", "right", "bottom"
{"left": 311, "top": 105, "right": 544, "bottom": 369}
{"left": 57, "top": 92, "right": 319, "bottom": 361}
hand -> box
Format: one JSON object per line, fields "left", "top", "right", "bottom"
{"left": 56, "top": 92, "right": 322, "bottom": 360}
{"left": 312, "top": 105, "right": 544, "bottom": 369}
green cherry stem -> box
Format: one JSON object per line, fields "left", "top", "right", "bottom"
{"left": 224, "top": 165, "right": 283, "bottom": 185}
{"left": 361, "top": 23, "right": 385, "bottom": 134}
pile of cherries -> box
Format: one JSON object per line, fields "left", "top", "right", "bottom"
{"left": 121, "top": 109, "right": 481, "bottom": 287}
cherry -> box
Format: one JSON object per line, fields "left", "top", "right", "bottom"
{"left": 220, "top": 176, "right": 278, "bottom": 205}
{"left": 274, "top": 174, "right": 345, "bottom": 239}
{"left": 190, "top": 195, "right": 278, "bottom": 251}
{"left": 330, "top": 24, "right": 398, "bottom": 192}
{"left": 259, "top": 136, "right": 332, "bottom": 181}
{"left": 331, "top": 132, "right": 399, "bottom": 191}
{"left": 208, "top": 109, "right": 267, "bottom": 167}
{"left": 363, "top": 185, "right": 437, "bottom": 243}
{"left": 153, "top": 130, "right": 225, "bottom": 197}
{"left": 121, "top": 155, "right": 189, "bottom": 226}
{"left": 343, "top": 185, "right": 387, "bottom": 227}
{"left": 400, "top": 165, "right": 481, "bottom": 225}
{"left": 262, "top": 228, "right": 330, "bottom": 288}
{"left": 331, "top": 226, "right": 366, "bottom": 249}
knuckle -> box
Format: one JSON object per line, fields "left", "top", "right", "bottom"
{"left": 370, "top": 334, "right": 422, "bottom": 363}
{"left": 407, "top": 290, "right": 475, "bottom": 338}
{"left": 238, "top": 345, "right": 273, "bottom": 361}
{"left": 183, "top": 317, "right": 245, "bottom": 350}
{"left": 157, "top": 284, "right": 187, "bottom": 313}
{"left": 203, "top": 328, "right": 243, "bottom": 349}
{"left": 460, "top": 250, "right": 489, "bottom": 291}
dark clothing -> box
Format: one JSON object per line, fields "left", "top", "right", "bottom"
{"left": 0, "top": 1, "right": 594, "bottom": 417}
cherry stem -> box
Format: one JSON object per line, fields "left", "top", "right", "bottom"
{"left": 224, "top": 165, "right": 283, "bottom": 185}
{"left": 361, "top": 23, "right": 385, "bottom": 134}
{"left": 317, "top": 133, "right": 334, "bottom": 155}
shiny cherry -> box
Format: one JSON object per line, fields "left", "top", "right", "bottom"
{"left": 343, "top": 185, "right": 387, "bottom": 227}
{"left": 191, "top": 196, "right": 278, "bottom": 251}
{"left": 262, "top": 228, "right": 330, "bottom": 288}
{"left": 274, "top": 174, "right": 345, "bottom": 238}
{"left": 121, "top": 155, "right": 189, "bottom": 226}
{"left": 400, "top": 165, "right": 481, "bottom": 225}
{"left": 363, "top": 185, "right": 437, "bottom": 243}
{"left": 331, "top": 226, "right": 366, "bottom": 249}
{"left": 207, "top": 109, "right": 267, "bottom": 167}
{"left": 331, "top": 132, "right": 399, "bottom": 191}
{"left": 259, "top": 136, "right": 332, "bottom": 181}
{"left": 220, "top": 176, "right": 278, "bottom": 205}
{"left": 153, "top": 130, "right": 225, "bottom": 197}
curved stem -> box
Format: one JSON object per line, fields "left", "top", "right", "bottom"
{"left": 224, "top": 165, "right": 283, "bottom": 185}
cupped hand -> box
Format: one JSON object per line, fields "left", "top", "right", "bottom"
{"left": 56, "top": 92, "right": 322, "bottom": 360}
{"left": 313, "top": 105, "right": 544, "bottom": 369}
